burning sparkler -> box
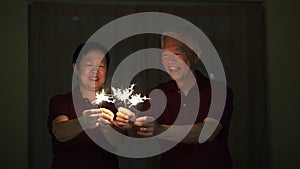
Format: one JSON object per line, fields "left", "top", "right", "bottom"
{"left": 128, "top": 94, "right": 150, "bottom": 108}
{"left": 112, "top": 84, "right": 150, "bottom": 108}
{"left": 92, "top": 89, "right": 115, "bottom": 107}
{"left": 92, "top": 84, "right": 150, "bottom": 110}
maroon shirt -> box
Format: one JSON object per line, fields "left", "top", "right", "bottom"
{"left": 48, "top": 87, "right": 119, "bottom": 169}
{"left": 143, "top": 72, "right": 233, "bottom": 169}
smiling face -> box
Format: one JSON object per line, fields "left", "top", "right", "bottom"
{"left": 74, "top": 49, "right": 107, "bottom": 92}
{"left": 162, "top": 36, "right": 195, "bottom": 82}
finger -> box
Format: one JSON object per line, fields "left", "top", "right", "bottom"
{"left": 139, "top": 127, "right": 155, "bottom": 133}
{"left": 116, "top": 112, "right": 129, "bottom": 120}
{"left": 100, "top": 108, "right": 114, "bottom": 118}
{"left": 89, "top": 109, "right": 102, "bottom": 114}
{"left": 99, "top": 118, "right": 112, "bottom": 125}
{"left": 100, "top": 112, "right": 114, "bottom": 122}
{"left": 134, "top": 121, "right": 155, "bottom": 127}
{"left": 136, "top": 116, "right": 155, "bottom": 123}
{"left": 116, "top": 121, "right": 126, "bottom": 127}
{"left": 118, "top": 107, "right": 136, "bottom": 117}
{"left": 89, "top": 113, "right": 101, "bottom": 118}
{"left": 82, "top": 109, "right": 101, "bottom": 116}
{"left": 116, "top": 116, "right": 129, "bottom": 123}
{"left": 137, "top": 131, "right": 154, "bottom": 137}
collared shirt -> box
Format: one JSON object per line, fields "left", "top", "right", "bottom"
{"left": 142, "top": 71, "right": 233, "bottom": 169}
{"left": 47, "top": 87, "right": 118, "bottom": 169}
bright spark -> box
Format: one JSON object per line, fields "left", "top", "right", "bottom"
{"left": 112, "top": 84, "right": 150, "bottom": 108}
{"left": 128, "top": 93, "right": 150, "bottom": 108}
{"left": 92, "top": 89, "right": 115, "bottom": 106}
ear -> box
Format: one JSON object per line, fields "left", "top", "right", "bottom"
{"left": 73, "top": 63, "right": 79, "bottom": 75}
{"left": 196, "top": 51, "right": 202, "bottom": 60}
{"left": 194, "top": 52, "right": 202, "bottom": 64}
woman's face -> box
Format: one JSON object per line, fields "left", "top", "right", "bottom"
{"left": 75, "top": 49, "right": 107, "bottom": 92}
{"left": 162, "top": 37, "right": 193, "bottom": 82}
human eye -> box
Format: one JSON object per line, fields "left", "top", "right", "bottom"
{"left": 98, "top": 61, "right": 106, "bottom": 68}
{"left": 162, "top": 52, "right": 170, "bottom": 59}
{"left": 173, "top": 49, "right": 185, "bottom": 56}
{"left": 99, "top": 64, "right": 106, "bottom": 68}
{"left": 174, "top": 52, "right": 182, "bottom": 56}
{"left": 85, "top": 63, "right": 92, "bottom": 66}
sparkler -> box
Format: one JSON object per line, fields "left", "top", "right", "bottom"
{"left": 128, "top": 94, "right": 150, "bottom": 108}
{"left": 112, "top": 84, "right": 150, "bottom": 108}
{"left": 92, "top": 84, "right": 150, "bottom": 110}
{"left": 92, "top": 89, "right": 115, "bottom": 107}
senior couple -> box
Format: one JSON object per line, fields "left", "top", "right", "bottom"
{"left": 48, "top": 27, "right": 233, "bottom": 169}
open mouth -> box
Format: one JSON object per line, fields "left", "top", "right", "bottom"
{"left": 89, "top": 76, "right": 99, "bottom": 81}
{"left": 169, "top": 66, "right": 181, "bottom": 72}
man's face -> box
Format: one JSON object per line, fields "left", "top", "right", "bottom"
{"left": 162, "top": 36, "right": 192, "bottom": 82}
{"left": 75, "top": 49, "right": 107, "bottom": 92}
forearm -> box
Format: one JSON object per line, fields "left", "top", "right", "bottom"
{"left": 156, "top": 120, "right": 222, "bottom": 144}
{"left": 155, "top": 123, "right": 202, "bottom": 144}
{"left": 52, "top": 117, "right": 84, "bottom": 142}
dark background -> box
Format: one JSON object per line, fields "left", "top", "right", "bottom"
{"left": 0, "top": 0, "right": 299, "bottom": 169}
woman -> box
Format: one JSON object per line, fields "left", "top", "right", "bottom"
{"left": 48, "top": 42, "right": 119, "bottom": 169}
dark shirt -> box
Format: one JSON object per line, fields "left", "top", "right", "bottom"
{"left": 143, "top": 72, "right": 233, "bottom": 169}
{"left": 47, "top": 87, "right": 119, "bottom": 169}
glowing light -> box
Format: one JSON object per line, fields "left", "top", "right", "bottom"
{"left": 112, "top": 84, "right": 150, "bottom": 108}
{"left": 128, "top": 94, "right": 150, "bottom": 108}
{"left": 92, "top": 89, "right": 115, "bottom": 107}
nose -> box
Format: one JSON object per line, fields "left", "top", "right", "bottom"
{"left": 167, "top": 55, "right": 179, "bottom": 63}
{"left": 91, "top": 65, "right": 98, "bottom": 72}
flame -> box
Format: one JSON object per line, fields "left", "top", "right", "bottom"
{"left": 112, "top": 84, "right": 135, "bottom": 103}
{"left": 112, "top": 84, "right": 150, "bottom": 108}
{"left": 92, "top": 89, "right": 115, "bottom": 106}
{"left": 128, "top": 93, "right": 150, "bottom": 108}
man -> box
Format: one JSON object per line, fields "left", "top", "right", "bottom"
{"left": 117, "top": 27, "right": 233, "bottom": 169}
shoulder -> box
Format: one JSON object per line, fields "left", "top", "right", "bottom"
{"left": 48, "top": 91, "right": 73, "bottom": 129}
{"left": 151, "top": 80, "right": 175, "bottom": 91}
{"left": 204, "top": 76, "right": 232, "bottom": 95}
{"left": 50, "top": 92, "right": 73, "bottom": 106}
{"left": 211, "top": 81, "right": 233, "bottom": 99}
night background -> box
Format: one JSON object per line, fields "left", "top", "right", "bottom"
{"left": 0, "top": 0, "right": 299, "bottom": 168}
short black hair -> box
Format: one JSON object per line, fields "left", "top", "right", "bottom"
{"left": 72, "top": 41, "right": 110, "bottom": 69}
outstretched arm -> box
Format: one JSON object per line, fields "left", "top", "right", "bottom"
{"left": 52, "top": 108, "right": 114, "bottom": 142}
{"left": 155, "top": 118, "right": 222, "bottom": 144}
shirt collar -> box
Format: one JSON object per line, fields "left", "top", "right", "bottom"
{"left": 72, "top": 86, "right": 90, "bottom": 103}
{"left": 168, "top": 70, "right": 210, "bottom": 92}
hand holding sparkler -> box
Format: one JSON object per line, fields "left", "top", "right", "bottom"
{"left": 81, "top": 108, "right": 114, "bottom": 130}
{"left": 116, "top": 107, "right": 136, "bottom": 130}
{"left": 134, "top": 116, "right": 156, "bottom": 137}
{"left": 116, "top": 107, "right": 156, "bottom": 137}
{"left": 91, "top": 84, "right": 151, "bottom": 132}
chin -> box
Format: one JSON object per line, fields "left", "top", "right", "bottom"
{"left": 169, "top": 73, "right": 181, "bottom": 80}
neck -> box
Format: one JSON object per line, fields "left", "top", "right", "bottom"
{"left": 80, "top": 87, "right": 99, "bottom": 102}
{"left": 176, "top": 71, "right": 197, "bottom": 96}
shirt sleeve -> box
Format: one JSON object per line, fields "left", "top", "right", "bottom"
{"left": 47, "top": 95, "right": 70, "bottom": 133}
{"left": 205, "top": 82, "right": 233, "bottom": 133}
{"left": 219, "top": 87, "right": 233, "bottom": 132}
